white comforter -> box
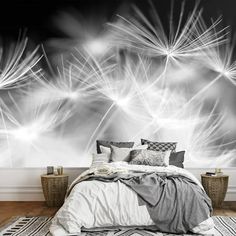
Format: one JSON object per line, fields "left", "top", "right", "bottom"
{"left": 50, "top": 162, "right": 215, "bottom": 235}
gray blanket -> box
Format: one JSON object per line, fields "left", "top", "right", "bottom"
{"left": 119, "top": 173, "right": 212, "bottom": 234}
{"left": 70, "top": 171, "right": 212, "bottom": 234}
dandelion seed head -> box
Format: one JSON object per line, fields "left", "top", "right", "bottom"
{"left": 84, "top": 38, "right": 108, "bottom": 56}
{"left": 0, "top": 38, "right": 41, "bottom": 90}
{"left": 162, "top": 47, "right": 176, "bottom": 59}
{"left": 66, "top": 91, "right": 79, "bottom": 100}
{"left": 221, "top": 69, "right": 231, "bottom": 78}
{"left": 113, "top": 97, "right": 130, "bottom": 108}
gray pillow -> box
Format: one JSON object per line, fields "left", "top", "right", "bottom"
{"left": 129, "top": 149, "right": 168, "bottom": 166}
{"left": 141, "top": 139, "right": 177, "bottom": 153}
{"left": 96, "top": 140, "right": 134, "bottom": 154}
{"left": 169, "top": 151, "right": 185, "bottom": 168}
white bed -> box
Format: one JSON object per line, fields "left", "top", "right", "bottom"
{"left": 50, "top": 162, "right": 215, "bottom": 235}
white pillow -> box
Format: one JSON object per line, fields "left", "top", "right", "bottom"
{"left": 100, "top": 144, "right": 148, "bottom": 159}
{"left": 164, "top": 150, "right": 171, "bottom": 166}
{"left": 100, "top": 145, "right": 112, "bottom": 158}
{"left": 91, "top": 153, "right": 109, "bottom": 168}
{"left": 110, "top": 144, "right": 148, "bottom": 162}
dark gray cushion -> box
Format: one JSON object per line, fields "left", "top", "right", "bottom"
{"left": 96, "top": 140, "right": 135, "bottom": 154}
{"left": 141, "top": 139, "right": 177, "bottom": 153}
{"left": 169, "top": 151, "right": 185, "bottom": 168}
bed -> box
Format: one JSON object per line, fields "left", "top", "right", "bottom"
{"left": 49, "top": 162, "right": 215, "bottom": 235}
{"left": 50, "top": 139, "right": 215, "bottom": 235}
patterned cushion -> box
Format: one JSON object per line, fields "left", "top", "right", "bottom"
{"left": 169, "top": 151, "right": 185, "bottom": 168}
{"left": 129, "top": 149, "right": 169, "bottom": 166}
{"left": 141, "top": 139, "right": 177, "bottom": 153}
{"left": 96, "top": 140, "right": 135, "bottom": 154}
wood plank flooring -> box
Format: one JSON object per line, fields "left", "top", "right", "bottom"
{"left": 213, "top": 201, "right": 236, "bottom": 217}
{"left": 0, "top": 201, "right": 58, "bottom": 228}
{"left": 0, "top": 201, "right": 236, "bottom": 228}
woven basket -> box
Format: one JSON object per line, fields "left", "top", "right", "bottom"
{"left": 41, "top": 175, "right": 69, "bottom": 207}
{"left": 201, "top": 175, "right": 229, "bottom": 208}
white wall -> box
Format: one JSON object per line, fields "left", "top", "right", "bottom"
{"left": 0, "top": 167, "right": 235, "bottom": 201}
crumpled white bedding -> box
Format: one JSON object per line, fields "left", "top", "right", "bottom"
{"left": 50, "top": 162, "right": 215, "bottom": 235}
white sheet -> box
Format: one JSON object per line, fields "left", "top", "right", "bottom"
{"left": 50, "top": 163, "right": 214, "bottom": 235}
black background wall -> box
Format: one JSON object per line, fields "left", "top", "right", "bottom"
{"left": 0, "top": 0, "right": 236, "bottom": 45}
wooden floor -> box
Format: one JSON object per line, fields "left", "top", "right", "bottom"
{"left": 213, "top": 201, "right": 236, "bottom": 217}
{"left": 0, "top": 201, "right": 236, "bottom": 228}
{"left": 0, "top": 202, "right": 58, "bottom": 228}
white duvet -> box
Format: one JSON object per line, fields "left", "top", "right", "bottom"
{"left": 50, "top": 162, "right": 215, "bottom": 235}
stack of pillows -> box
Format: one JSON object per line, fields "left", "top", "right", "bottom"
{"left": 91, "top": 139, "right": 185, "bottom": 169}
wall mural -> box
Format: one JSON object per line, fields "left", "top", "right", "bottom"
{"left": 0, "top": 1, "right": 236, "bottom": 167}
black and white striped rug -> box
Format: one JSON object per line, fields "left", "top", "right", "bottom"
{"left": 0, "top": 217, "right": 52, "bottom": 236}
{"left": 0, "top": 216, "right": 235, "bottom": 236}
{"left": 213, "top": 216, "right": 236, "bottom": 236}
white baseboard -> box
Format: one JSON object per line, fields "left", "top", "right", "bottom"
{"left": 0, "top": 185, "right": 44, "bottom": 201}
{"left": 226, "top": 185, "right": 236, "bottom": 201}
{"left": 0, "top": 167, "right": 235, "bottom": 201}
{"left": 0, "top": 167, "right": 87, "bottom": 201}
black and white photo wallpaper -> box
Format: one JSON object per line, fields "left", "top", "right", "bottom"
{"left": 0, "top": 0, "right": 236, "bottom": 167}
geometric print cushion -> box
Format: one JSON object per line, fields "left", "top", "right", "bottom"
{"left": 129, "top": 149, "right": 168, "bottom": 166}
{"left": 141, "top": 139, "right": 177, "bottom": 153}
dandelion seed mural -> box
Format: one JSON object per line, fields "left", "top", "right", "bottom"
{"left": 0, "top": 0, "right": 236, "bottom": 167}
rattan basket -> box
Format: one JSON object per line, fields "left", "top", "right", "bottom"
{"left": 201, "top": 174, "right": 229, "bottom": 208}
{"left": 41, "top": 174, "right": 69, "bottom": 207}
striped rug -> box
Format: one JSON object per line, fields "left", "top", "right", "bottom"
{"left": 0, "top": 217, "right": 52, "bottom": 236}
{"left": 0, "top": 216, "right": 235, "bottom": 236}
{"left": 213, "top": 216, "right": 236, "bottom": 236}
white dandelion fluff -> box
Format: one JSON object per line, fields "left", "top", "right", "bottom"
{"left": 0, "top": 38, "right": 41, "bottom": 90}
